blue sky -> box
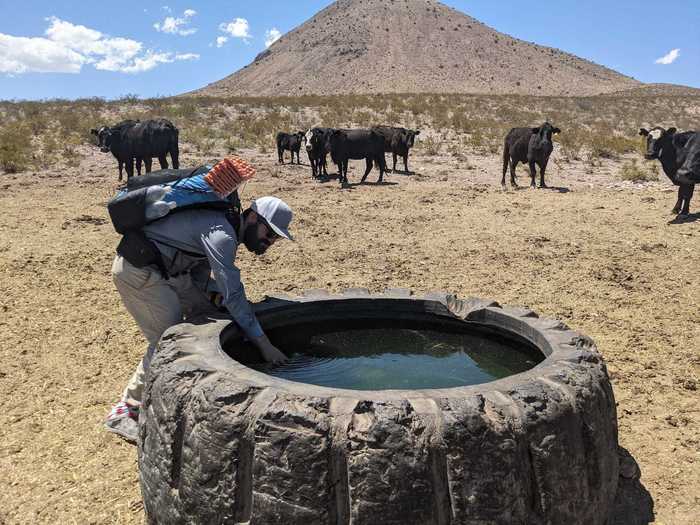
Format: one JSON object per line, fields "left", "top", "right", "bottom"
{"left": 0, "top": 0, "right": 698, "bottom": 100}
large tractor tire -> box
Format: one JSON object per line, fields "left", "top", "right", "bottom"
{"left": 139, "top": 289, "right": 619, "bottom": 525}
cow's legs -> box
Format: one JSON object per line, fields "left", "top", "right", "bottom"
{"left": 392, "top": 153, "right": 398, "bottom": 172}
{"left": 340, "top": 160, "right": 349, "bottom": 185}
{"left": 403, "top": 154, "right": 409, "bottom": 174}
{"left": 502, "top": 149, "right": 510, "bottom": 186}
{"left": 144, "top": 158, "right": 153, "bottom": 173}
{"left": 308, "top": 153, "right": 317, "bottom": 178}
{"left": 361, "top": 158, "right": 373, "bottom": 183}
{"left": 170, "top": 144, "right": 180, "bottom": 169}
{"left": 509, "top": 159, "right": 518, "bottom": 187}
{"left": 528, "top": 160, "right": 537, "bottom": 188}
{"left": 679, "top": 184, "right": 694, "bottom": 216}
{"left": 378, "top": 156, "right": 387, "bottom": 183}
{"left": 118, "top": 160, "right": 124, "bottom": 182}
{"left": 322, "top": 154, "right": 329, "bottom": 176}
{"left": 672, "top": 186, "right": 684, "bottom": 214}
{"left": 135, "top": 158, "right": 142, "bottom": 176}
{"left": 125, "top": 158, "right": 135, "bottom": 179}
{"left": 539, "top": 159, "right": 549, "bottom": 188}
{"left": 158, "top": 155, "right": 169, "bottom": 170}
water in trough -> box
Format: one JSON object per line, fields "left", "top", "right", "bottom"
{"left": 240, "top": 318, "right": 544, "bottom": 390}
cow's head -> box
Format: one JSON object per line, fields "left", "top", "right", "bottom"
{"left": 402, "top": 129, "right": 421, "bottom": 148}
{"left": 306, "top": 128, "right": 327, "bottom": 152}
{"left": 639, "top": 127, "right": 676, "bottom": 160}
{"left": 531, "top": 122, "right": 561, "bottom": 146}
{"left": 304, "top": 129, "right": 315, "bottom": 152}
{"left": 90, "top": 126, "right": 113, "bottom": 153}
{"left": 296, "top": 131, "right": 307, "bottom": 145}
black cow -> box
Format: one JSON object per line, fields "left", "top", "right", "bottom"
{"left": 371, "top": 125, "right": 421, "bottom": 173}
{"left": 91, "top": 120, "right": 138, "bottom": 181}
{"left": 325, "top": 129, "right": 387, "bottom": 186}
{"left": 276, "top": 131, "right": 306, "bottom": 164}
{"left": 502, "top": 122, "right": 561, "bottom": 188}
{"left": 304, "top": 127, "right": 335, "bottom": 178}
{"left": 639, "top": 127, "right": 697, "bottom": 216}
{"left": 91, "top": 119, "right": 179, "bottom": 180}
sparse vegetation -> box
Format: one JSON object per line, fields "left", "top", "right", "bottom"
{"left": 619, "top": 159, "right": 659, "bottom": 182}
{"left": 0, "top": 91, "right": 697, "bottom": 172}
{"left": 0, "top": 123, "right": 32, "bottom": 173}
{"left": 421, "top": 136, "right": 441, "bottom": 156}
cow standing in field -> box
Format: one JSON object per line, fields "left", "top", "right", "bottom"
{"left": 325, "top": 129, "right": 387, "bottom": 186}
{"left": 92, "top": 118, "right": 179, "bottom": 180}
{"left": 91, "top": 120, "right": 139, "bottom": 181}
{"left": 371, "top": 125, "right": 421, "bottom": 173}
{"left": 305, "top": 127, "right": 335, "bottom": 178}
{"left": 639, "top": 126, "right": 698, "bottom": 216}
{"left": 276, "top": 131, "right": 306, "bottom": 164}
{"left": 502, "top": 122, "right": 561, "bottom": 188}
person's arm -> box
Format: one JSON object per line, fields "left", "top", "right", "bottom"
{"left": 200, "top": 227, "right": 287, "bottom": 364}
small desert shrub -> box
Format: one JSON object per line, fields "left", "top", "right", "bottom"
{"left": 619, "top": 159, "right": 658, "bottom": 182}
{"left": 464, "top": 130, "right": 486, "bottom": 152}
{"left": 0, "top": 123, "right": 32, "bottom": 173}
{"left": 447, "top": 141, "right": 468, "bottom": 160}
{"left": 586, "top": 133, "right": 638, "bottom": 161}
{"left": 225, "top": 135, "right": 243, "bottom": 153}
{"left": 420, "top": 136, "right": 441, "bottom": 156}
{"left": 556, "top": 130, "right": 584, "bottom": 161}
{"left": 184, "top": 125, "right": 218, "bottom": 152}
{"left": 40, "top": 132, "right": 61, "bottom": 168}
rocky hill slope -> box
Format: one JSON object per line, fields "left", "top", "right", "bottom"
{"left": 195, "top": 0, "right": 640, "bottom": 97}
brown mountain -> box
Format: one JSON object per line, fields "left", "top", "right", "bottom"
{"left": 195, "top": 0, "right": 640, "bottom": 97}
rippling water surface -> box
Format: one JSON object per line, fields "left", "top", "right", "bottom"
{"left": 238, "top": 320, "right": 543, "bottom": 390}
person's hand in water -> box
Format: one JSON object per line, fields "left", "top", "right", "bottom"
{"left": 252, "top": 334, "right": 288, "bottom": 364}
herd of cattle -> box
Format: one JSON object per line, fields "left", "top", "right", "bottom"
{"left": 91, "top": 118, "right": 700, "bottom": 216}
{"left": 277, "top": 126, "right": 420, "bottom": 185}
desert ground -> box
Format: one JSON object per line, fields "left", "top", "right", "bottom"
{"left": 0, "top": 97, "right": 699, "bottom": 524}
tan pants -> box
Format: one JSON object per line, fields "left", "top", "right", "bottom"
{"left": 112, "top": 255, "right": 217, "bottom": 406}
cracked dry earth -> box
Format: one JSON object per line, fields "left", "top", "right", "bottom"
{"left": 0, "top": 143, "right": 697, "bottom": 524}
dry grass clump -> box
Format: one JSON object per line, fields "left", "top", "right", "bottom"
{"left": 420, "top": 136, "right": 441, "bottom": 156}
{"left": 619, "top": 159, "right": 659, "bottom": 182}
{"left": 0, "top": 122, "right": 32, "bottom": 173}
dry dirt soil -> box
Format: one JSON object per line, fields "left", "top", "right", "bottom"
{"left": 0, "top": 142, "right": 698, "bottom": 524}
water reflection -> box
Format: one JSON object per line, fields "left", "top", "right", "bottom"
{"left": 232, "top": 319, "right": 543, "bottom": 391}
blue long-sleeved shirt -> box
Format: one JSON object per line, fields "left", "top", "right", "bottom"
{"left": 142, "top": 209, "right": 264, "bottom": 339}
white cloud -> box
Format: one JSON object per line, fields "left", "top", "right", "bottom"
{"left": 45, "top": 16, "right": 102, "bottom": 49}
{"left": 655, "top": 48, "right": 680, "bottom": 65}
{"left": 265, "top": 28, "right": 281, "bottom": 48}
{"left": 154, "top": 9, "right": 197, "bottom": 36}
{"left": 0, "top": 17, "right": 198, "bottom": 75}
{"left": 216, "top": 36, "right": 228, "bottom": 48}
{"left": 117, "top": 51, "right": 198, "bottom": 74}
{"left": 0, "top": 33, "right": 86, "bottom": 74}
{"left": 175, "top": 53, "right": 199, "bottom": 61}
{"left": 219, "top": 18, "right": 251, "bottom": 40}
